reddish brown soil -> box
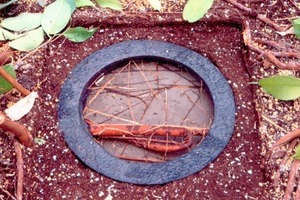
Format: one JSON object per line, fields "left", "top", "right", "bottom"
{"left": 0, "top": 2, "right": 279, "bottom": 200}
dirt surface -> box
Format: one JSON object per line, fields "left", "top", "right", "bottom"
{"left": 1, "top": 0, "right": 300, "bottom": 199}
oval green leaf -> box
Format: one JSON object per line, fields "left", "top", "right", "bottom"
{"left": 1, "top": 12, "right": 42, "bottom": 32}
{"left": 183, "top": 0, "right": 214, "bottom": 23}
{"left": 259, "top": 75, "right": 300, "bottom": 101}
{"left": 147, "top": 0, "right": 161, "bottom": 11}
{"left": 0, "top": 64, "right": 16, "bottom": 94}
{"left": 63, "top": 27, "right": 97, "bottom": 42}
{"left": 41, "top": 0, "right": 72, "bottom": 35}
{"left": 96, "top": 0, "right": 122, "bottom": 11}
{"left": 292, "top": 18, "right": 300, "bottom": 39}
{"left": 75, "top": 0, "right": 95, "bottom": 7}
{"left": 0, "top": 27, "right": 24, "bottom": 41}
{"left": 9, "top": 27, "right": 44, "bottom": 51}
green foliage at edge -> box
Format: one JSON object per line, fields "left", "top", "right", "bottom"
{"left": 0, "top": 64, "right": 16, "bottom": 94}
{"left": 75, "top": 0, "right": 95, "bottom": 7}
{"left": 183, "top": 0, "right": 214, "bottom": 23}
{"left": 258, "top": 75, "right": 300, "bottom": 101}
{"left": 95, "top": 0, "right": 122, "bottom": 11}
{"left": 293, "top": 145, "right": 300, "bottom": 160}
{"left": 63, "top": 27, "right": 97, "bottom": 42}
{"left": 292, "top": 18, "right": 300, "bottom": 39}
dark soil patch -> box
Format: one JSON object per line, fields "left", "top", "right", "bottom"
{"left": 0, "top": 4, "right": 271, "bottom": 200}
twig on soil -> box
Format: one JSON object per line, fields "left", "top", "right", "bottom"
{"left": 0, "top": 186, "right": 17, "bottom": 200}
{"left": 268, "top": 129, "right": 300, "bottom": 197}
{"left": 13, "top": 139, "right": 24, "bottom": 200}
{"left": 0, "top": 112, "right": 33, "bottom": 147}
{"left": 225, "top": 0, "right": 288, "bottom": 31}
{"left": 288, "top": 0, "right": 300, "bottom": 13}
{"left": 0, "top": 51, "right": 14, "bottom": 66}
{"left": 242, "top": 21, "right": 300, "bottom": 70}
{"left": 254, "top": 38, "right": 284, "bottom": 50}
{"left": 283, "top": 160, "right": 300, "bottom": 200}
{"left": 261, "top": 114, "right": 287, "bottom": 133}
{"left": 271, "top": 128, "right": 300, "bottom": 149}
{"left": 272, "top": 138, "right": 298, "bottom": 187}
{"left": 227, "top": 0, "right": 300, "bottom": 70}
{"left": 296, "top": 175, "right": 300, "bottom": 199}
{"left": 256, "top": 51, "right": 300, "bottom": 70}
{"left": 255, "top": 39, "right": 300, "bottom": 59}
{"left": 260, "top": 51, "right": 300, "bottom": 59}
{"left": 2, "top": 91, "right": 19, "bottom": 102}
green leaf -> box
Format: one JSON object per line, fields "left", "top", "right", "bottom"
{"left": 183, "top": 0, "right": 214, "bottom": 23}
{"left": 0, "top": 64, "right": 16, "bottom": 94}
{"left": 9, "top": 27, "right": 44, "bottom": 51}
{"left": 66, "top": 0, "right": 76, "bottom": 13}
{"left": 1, "top": 12, "right": 42, "bottom": 32}
{"left": 41, "top": 0, "right": 72, "bottom": 35}
{"left": 259, "top": 75, "right": 300, "bottom": 101}
{"left": 146, "top": 0, "right": 161, "bottom": 11}
{"left": 293, "top": 145, "right": 300, "bottom": 160}
{"left": 96, "top": 0, "right": 122, "bottom": 11}
{"left": 0, "top": 0, "right": 17, "bottom": 10}
{"left": 0, "top": 27, "right": 24, "bottom": 41}
{"left": 75, "top": 0, "right": 95, "bottom": 7}
{"left": 292, "top": 18, "right": 300, "bottom": 39}
{"left": 63, "top": 27, "right": 97, "bottom": 42}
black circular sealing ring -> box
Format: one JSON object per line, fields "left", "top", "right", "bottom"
{"left": 58, "top": 40, "right": 236, "bottom": 185}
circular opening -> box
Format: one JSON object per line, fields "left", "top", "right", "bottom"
{"left": 83, "top": 58, "right": 214, "bottom": 162}
{"left": 58, "top": 40, "right": 235, "bottom": 184}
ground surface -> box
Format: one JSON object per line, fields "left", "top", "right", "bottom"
{"left": 0, "top": 0, "right": 300, "bottom": 199}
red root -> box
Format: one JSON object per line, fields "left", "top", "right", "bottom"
{"left": 86, "top": 119, "right": 208, "bottom": 153}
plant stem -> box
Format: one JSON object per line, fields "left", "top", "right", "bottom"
{"left": 0, "top": 67, "right": 30, "bottom": 96}
{"left": 0, "top": 112, "right": 33, "bottom": 147}
{"left": 13, "top": 139, "right": 24, "bottom": 200}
